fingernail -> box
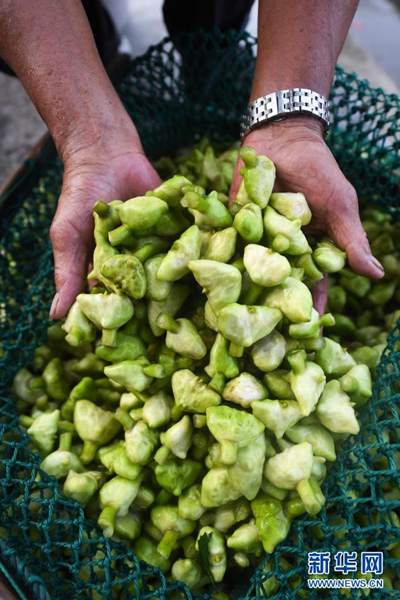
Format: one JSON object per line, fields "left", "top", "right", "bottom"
{"left": 49, "top": 293, "right": 60, "bottom": 320}
{"left": 369, "top": 255, "right": 385, "bottom": 274}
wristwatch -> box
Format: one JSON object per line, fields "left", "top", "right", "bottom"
{"left": 240, "top": 88, "right": 330, "bottom": 140}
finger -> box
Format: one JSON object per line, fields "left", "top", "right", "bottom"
{"left": 228, "top": 154, "right": 244, "bottom": 204}
{"left": 311, "top": 274, "right": 328, "bottom": 316}
{"left": 327, "top": 204, "right": 384, "bottom": 280}
{"left": 87, "top": 262, "right": 97, "bottom": 290}
{"left": 49, "top": 204, "right": 93, "bottom": 319}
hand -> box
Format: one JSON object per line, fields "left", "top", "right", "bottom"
{"left": 230, "top": 117, "right": 385, "bottom": 279}
{"left": 49, "top": 134, "right": 161, "bottom": 320}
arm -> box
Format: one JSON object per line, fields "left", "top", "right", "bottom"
{"left": 0, "top": 0, "right": 161, "bottom": 318}
{"left": 231, "top": 0, "right": 384, "bottom": 280}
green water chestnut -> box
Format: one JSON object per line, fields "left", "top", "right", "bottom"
{"left": 196, "top": 526, "right": 227, "bottom": 583}
{"left": 71, "top": 353, "right": 106, "bottom": 378}
{"left": 251, "top": 330, "right": 286, "bottom": 373}
{"left": 27, "top": 409, "right": 60, "bottom": 456}
{"left": 77, "top": 292, "right": 134, "bottom": 347}
{"left": 151, "top": 174, "right": 192, "bottom": 208}
{"left": 289, "top": 308, "right": 335, "bottom": 339}
{"left": 42, "top": 357, "right": 70, "bottom": 403}
{"left": 202, "top": 227, "right": 237, "bottom": 263}
{"left": 104, "top": 359, "right": 153, "bottom": 393}
{"left": 155, "top": 415, "right": 193, "bottom": 464}
{"left": 100, "top": 254, "right": 147, "bottom": 299}
{"left": 97, "top": 440, "right": 142, "bottom": 480}
{"left": 133, "top": 536, "right": 171, "bottom": 573}
{"left": 154, "top": 209, "right": 191, "bottom": 237}
{"left": 287, "top": 351, "right": 326, "bottom": 416}
{"left": 114, "top": 512, "right": 142, "bottom": 541}
{"left": 264, "top": 442, "right": 325, "bottom": 515}
{"left": 62, "top": 301, "right": 96, "bottom": 347}
{"left": 218, "top": 303, "right": 282, "bottom": 354}
{"left": 12, "top": 368, "right": 45, "bottom": 404}
{"left": 109, "top": 196, "right": 168, "bottom": 245}
{"left": 60, "top": 377, "right": 96, "bottom": 421}
{"left": 227, "top": 520, "right": 263, "bottom": 556}
{"left": 171, "top": 558, "right": 202, "bottom": 590}
{"left": 201, "top": 467, "right": 241, "bottom": 508}
{"left": 40, "top": 432, "right": 85, "bottom": 479}
{"left": 203, "top": 498, "right": 251, "bottom": 534}
{"left": 233, "top": 203, "right": 264, "bottom": 244}
{"left": 151, "top": 505, "right": 196, "bottom": 560}
{"left": 130, "top": 391, "right": 173, "bottom": 429}
{"left": 226, "top": 434, "right": 266, "bottom": 500}
{"left": 251, "top": 493, "right": 291, "bottom": 554}
{"left": 237, "top": 146, "right": 275, "bottom": 209}
{"left": 244, "top": 244, "right": 291, "bottom": 287}
{"left": 252, "top": 399, "right": 303, "bottom": 440}
{"left": 155, "top": 459, "right": 202, "bottom": 497}
{"left": 87, "top": 200, "right": 122, "bottom": 289}
{"left": 340, "top": 274, "right": 371, "bottom": 298}
{"left": 98, "top": 474, "right": 143, "bottom": 537}
{"left": 327, "top": 285, "right": 347, "bottom": 312}
{"left": 95, "top": 332, "right": 146, "bottom": 363}
{"left": 313, "top": 238, "right": 347, "bottom": 273}
{"left": 157, "top": 225, "right": 202, "bottom": 282}
{"left": 181, "top": 188, "right": 232, "bottom": 229}
{"left": 178, "top": 484, "right": 206, "bottom": 521}
{"left": 64, "top": 470, "right": 104, "bottom": 507}
{"left": 156, "top": 313, "right": 207, "bottom": 360}
{"left": 172, "top": 370, "right": 221, "bottom": 413}
{"left": 263, "top": 369, "right": 295, "bottom": 400}
{"left": 205, "top": 333, "right": 239, "bottom": 386}
{"left": 206, "top": 405, "right": 265, "bottom": 467}
{"left": 148, "top": 283, "right": 190, "bottom": 337}
{"left": 339, "top": 364, "right": 372, "bottom": 406}
{"left": 269, "top": 192, "right": 311, "bottom": 225}
{"left": 222, "top": 373, "right": 267, "bottom": 409}
{"left": 316, "top": 380, "right": 360, "bottom": 435}
{"left": 189, "top": 260, "right": 242, "bottom": 316}
{"left": 264, "top": 206, "right": 311, "bottom": 255}
{"left": 315, "top": 337, "right": 356, "bottom": 377}
{"left": 74, "top": 400, "right": 121, "bottom": 464}
{"left": 261, "top": 277, "right": 313, "bottom": 323}
{"left": 125, "top": 420, "right": 159, "bottom": 465}
{"left": 144, "top": 254, "right": 173, "bottom": 302}
{"left": 285, "top": 422, "right": 336, "bottom": 461}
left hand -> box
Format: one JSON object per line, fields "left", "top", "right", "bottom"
{"left": 229, "top": 117, "right": 385, "bottom": 311}
{"left": 230, "top": 117, "right": 384, "bottom": 278}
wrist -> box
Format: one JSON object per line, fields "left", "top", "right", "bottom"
{"left": 248, "top": 115, "right": 325, "bottom": 139}
{"left": 57, "top": 104, "right": 142, "bottom": 167}
{"left": 242, "top": 116, "right": 325, "bottom": 152}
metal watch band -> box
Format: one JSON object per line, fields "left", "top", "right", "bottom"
{"left": 240, "top": 88, "right": 330, "bottom": 140}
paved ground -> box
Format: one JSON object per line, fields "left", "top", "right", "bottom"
{"left": 0, "top": 0, "right": 399, "bottom": 190}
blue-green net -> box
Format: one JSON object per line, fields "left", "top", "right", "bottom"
{"left": 0, "top": 30, "right": 400, "bottom": 600}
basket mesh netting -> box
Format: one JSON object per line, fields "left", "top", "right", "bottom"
{"left": 1, "top": 29, "right": 400, "bottom": 600}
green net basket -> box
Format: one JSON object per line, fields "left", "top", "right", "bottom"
{"left": 1, "top": 29, "right": 400, "bottom": 600}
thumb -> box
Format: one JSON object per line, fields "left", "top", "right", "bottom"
{"left": 49, "top": 200, "right": 93, "bottom": 319}
{"left": 327, "top": 204, "right": 384, "bottom": 279}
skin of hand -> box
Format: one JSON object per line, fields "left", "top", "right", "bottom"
{"left": 0, "top": 0, "right": 161, "bottom": 319}
{"left": 230, "top": 0, "right": 384, "bottom": 311}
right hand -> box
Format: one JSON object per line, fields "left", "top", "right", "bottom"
{"left": 49, "top": 131, "right": 161, "bottom": 320}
